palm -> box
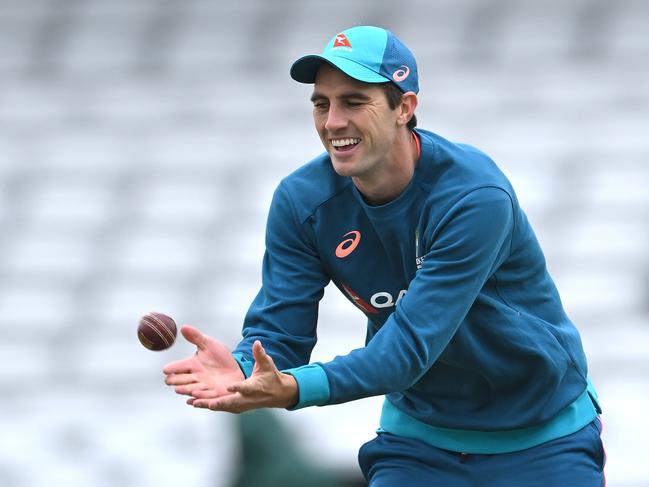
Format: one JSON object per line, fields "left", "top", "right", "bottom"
{"left": 190, "top": 339, "right": 244, "bottom": 395}
{"left": 163, "top": 325, "right": 244, "bottom": 400}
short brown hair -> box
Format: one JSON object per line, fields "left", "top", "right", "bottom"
{"left": 382, "top": 83, "right": 417, "bottom": 130}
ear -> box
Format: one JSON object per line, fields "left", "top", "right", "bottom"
{"left": 397, "top": 92, "right": 418, "bottom": 127}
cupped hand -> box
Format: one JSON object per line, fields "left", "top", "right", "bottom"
{"left": 163, "top": 325, "right": 245, "bottom": 403}
{"left": 191, "top": 340, "right": 298, "bottom": 413}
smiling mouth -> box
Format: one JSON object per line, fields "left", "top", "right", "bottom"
{"left": 330, "top": 138, "right": 361, "bottom": 152}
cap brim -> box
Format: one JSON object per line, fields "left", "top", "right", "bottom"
{"left": 290, "top": 54, "right": 390, "bottom": 85}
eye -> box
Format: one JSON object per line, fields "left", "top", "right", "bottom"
{"left": 313, "top": 101, "right": 328, "bottom": 111}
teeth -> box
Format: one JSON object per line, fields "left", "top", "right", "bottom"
{"left": 331, "top": 138, "right": 360, "bottom": 148}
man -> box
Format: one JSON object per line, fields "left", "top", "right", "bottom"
{"left": 163, "top": 26, "right": 605, "bottom": 486}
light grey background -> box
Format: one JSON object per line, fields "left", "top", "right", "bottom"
{"left": 0, "top": 0, "right": 647, "bottom": 486}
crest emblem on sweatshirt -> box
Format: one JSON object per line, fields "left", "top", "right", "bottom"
{"left": 415, "top": 227, "right": 424, "bottom": 269}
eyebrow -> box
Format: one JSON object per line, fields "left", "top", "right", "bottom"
{"left": 310, "top": 91, "right": 373, "bottom": 103}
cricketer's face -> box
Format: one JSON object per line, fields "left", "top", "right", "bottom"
{"left": 311, "top": 64, "right": 401, "bottom": 179}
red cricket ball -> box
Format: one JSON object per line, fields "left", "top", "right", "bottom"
{"left": 137, "top": 312, "right": 177, "bottom": 351}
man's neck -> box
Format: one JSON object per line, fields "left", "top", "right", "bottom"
{"left": 353, "top": 131, "right": 419, "bottom": 206}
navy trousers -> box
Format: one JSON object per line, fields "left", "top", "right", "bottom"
{"left": 359, "top": 418, "right": 606, "bottom": 486}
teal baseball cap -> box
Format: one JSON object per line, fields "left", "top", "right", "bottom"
{"left": 290, "top": 26, "right": 419, "bottom": 94}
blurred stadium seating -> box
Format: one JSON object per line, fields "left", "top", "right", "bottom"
{"left": 0, "top": 0, "right": 647, "bottom": 486}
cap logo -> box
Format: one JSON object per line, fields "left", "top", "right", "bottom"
{"left": 333, "top": 34, "right": 352, "bottom": 50}
{"left": 392, "top": 65, "right": 410, "bottom": 82}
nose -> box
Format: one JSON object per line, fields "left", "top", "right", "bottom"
{"left": 324, "top": 104, "right": 347, "bottom": 132}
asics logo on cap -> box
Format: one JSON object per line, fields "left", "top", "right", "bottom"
{"left": 333, "top": 33, "right": 352, "bottom": 49}
{"left": 393, "top": 65, "right": 410, "bottom": 82}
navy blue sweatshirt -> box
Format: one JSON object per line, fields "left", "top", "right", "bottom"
{"left": 233, "top": 129, "right": 599, "bottom": 453}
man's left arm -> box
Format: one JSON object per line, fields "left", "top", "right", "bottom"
{"left": 287, "top": 186, "right": 516, "bottom": 408}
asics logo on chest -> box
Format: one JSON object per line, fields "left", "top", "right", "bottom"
{"left": 335, "top": 231, "right": 361, "bottom": 258}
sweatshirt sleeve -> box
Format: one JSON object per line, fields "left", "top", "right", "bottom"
{"left": 286, "top": 186, "right": 515, "bottom": 408}
{"left": 232, "top": 182, "right": 331, "bottom": 375}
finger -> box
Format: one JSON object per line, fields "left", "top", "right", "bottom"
{"left": 191, "top": 387, "right": 223, "bottom": 399}
{"left": 164, "top": 373, "right": 196, "bottom": 386}
{"left": 252, "top": 340, "right": 276, "bottom": 370}
{"left": 180, "top": 325, "right": 208, "bottom": 350}
{"left": 162, "top": 357, "right": 196, "bottom": 375}
{"left": 192, "top": 399, "right": 205, "bottom": 408}
{"left": 174, "top": 384, "right": 208, "bottom": 396}
{"left": 227, "top": 380, "right": 258, "bottom": 396}
{"left": 252, "top": 340, "right": 264, "bottom": 360}
{"left": 195, "top": 394, "right": 247, "bottom": 413}
{"left": 192, "top": 398, "right": 218, "bottom": 409}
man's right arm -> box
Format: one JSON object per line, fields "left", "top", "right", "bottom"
{"left": 232, "top": 182, "right": 331, "bottom": 375}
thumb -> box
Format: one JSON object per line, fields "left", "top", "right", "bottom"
{"left": 252, "top": 340, "right": 275, "bottom": 370}
{"left": 180, "top": 325, "right": 207, "bottom": 350}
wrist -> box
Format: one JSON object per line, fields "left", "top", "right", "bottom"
{"left": 280, "top": 372, "right": 299, "bottom": 409}
{"left": 281, "top": 364, "right": 330, "bottom": 409}
{"left": 231, "top": 352, "right": 254, "bottom": 378}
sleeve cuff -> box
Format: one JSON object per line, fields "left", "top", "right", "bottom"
{"left": 282, "top": 364, "right": 330, "bottom": 410}
{"left": 232, "top": 352, "right": 254, "bottom": 378}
